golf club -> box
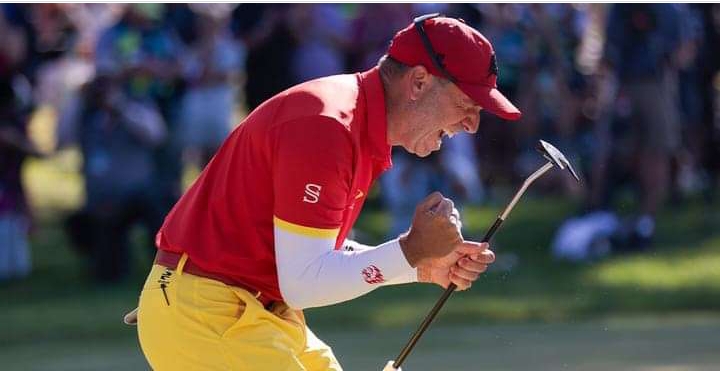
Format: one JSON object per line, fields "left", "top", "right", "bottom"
{"left": 383, "top": 140, "right": 580, "bottom": 371}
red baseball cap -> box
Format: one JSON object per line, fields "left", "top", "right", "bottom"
{"left": 388, "top": 15, "right": 522, "bottom": 121}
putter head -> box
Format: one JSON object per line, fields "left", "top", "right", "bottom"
{"left": 537, "top": 140, "right": 580, "bottom": 182}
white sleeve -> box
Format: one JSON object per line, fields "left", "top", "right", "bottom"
{"left": 340, "top": 239, "right": 415, "bottom": 285}
{"left": 274, "top": 225, "right": 417, "bottom": 310}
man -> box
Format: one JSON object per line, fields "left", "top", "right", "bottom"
{"left": 594, "top": 4, "right": 681, "bottom": 250}
{"left": 128, "top": 15, "right": 521, "bottom": 370}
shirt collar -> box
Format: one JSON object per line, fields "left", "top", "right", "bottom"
{"left": 358, "top": 67, "right": 392, "bottom": 170}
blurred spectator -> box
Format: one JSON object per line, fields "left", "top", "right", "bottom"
{"left": 670, "top": 4, "right": 706, "bottom": 200}
{"left": 30, "top": 3, "right": 110, "bottom": 111}
{"left": 232, "top": 4, "right": 296, "bottom": 110}
{"left": 591, "top": 4, "right": 683, "bottom": 250}
{"left": 0, "top": 9, "right": 38, "bottom": 281}
{"left": 471, "top": 4, "right": 529, "bottom": 185}
{"left": 380, "top": 150, "right": 436, "bottom": 239}
{"left": 162, "top": 4, "right": 199, "bottom": 46}
{"left": 95, "top": 4, "right": 182, "bottom": 98}
{"left": 349, "top": 4, "right": 413, "bottom": 71}
{"left": 58, "top": 77, "right": 166, "bottom": 282}
{"left": 177, "top": 4, "right": 242, "bottom": 167}
{"left": 288, "top": 4, "right": 349, "bottom": 82}
{"left": 439, "top": 133, "right": 485, "bottom": 204}
{"left": 698, "top": 4, "right": 720, "bottom": 200}
{"left": 1, "top": 3, "right": 715, "bottom": 271}
{"left": 95, "top": 4, "right": 186, "bottom": 246}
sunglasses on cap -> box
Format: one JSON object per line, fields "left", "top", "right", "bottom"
{"left": 413, "top": 13, "right": 458, "bottom": 83}
{"left": 413, "top": 13, "right": 500, "bottom": 83}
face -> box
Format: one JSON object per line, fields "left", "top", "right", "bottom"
{"left": 400, "top": 75, "right": 482, "bottom": 157}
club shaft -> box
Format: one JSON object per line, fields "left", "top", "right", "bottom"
{"left": 391, "top": 162, "right": 555, "bottom": 369}
{"left": 392, "top": 217, "right": 503, "bottom": 368}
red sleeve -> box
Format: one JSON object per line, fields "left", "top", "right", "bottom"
{"left": 273, "top": 117, "right": 354, "bottom": 230}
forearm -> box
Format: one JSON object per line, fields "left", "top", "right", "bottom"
{"left": 275, "top": 229, "right": 416, "bottom": 310}
{"left": 342, "top": 239, "right": 414, "bottom": 285}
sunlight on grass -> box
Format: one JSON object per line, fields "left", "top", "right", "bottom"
{"left": 584, "top": 237, "right": 720, "bottom": 291}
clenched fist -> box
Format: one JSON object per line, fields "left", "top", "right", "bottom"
{"left": 399, "top": 192, "right": 463, "bottom": 267}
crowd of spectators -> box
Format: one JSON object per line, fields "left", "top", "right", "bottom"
{"left": 0, "top": 4, "right": 718, "bottom": 282}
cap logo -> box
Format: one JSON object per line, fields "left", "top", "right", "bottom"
{"left": 488, "top": 53, "right": 498, "bottom": 77}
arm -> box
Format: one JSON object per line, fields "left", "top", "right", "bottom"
{"left": 272, "top": 117, "right": 411, "bottom": 309}
{"left": 275, "top": 222, "right": 416, "bottom": 309}
{"left": 271, "top": 118, "right": 493, "bottom": 309}
{"left": 343, "top": 239, "right": 417, "bottom": 285}
{"left": 275, "top": 192, "right": 494, "bottom": 310}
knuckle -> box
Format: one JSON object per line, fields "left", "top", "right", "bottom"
{"left": 458, "top": 280, "right": 470, "bottom": 290}
{"left": 429, "top": 191, "right": 443, "bottom": 200}
{"left": 486, "top": 251, "right": 496, "bottom": 263}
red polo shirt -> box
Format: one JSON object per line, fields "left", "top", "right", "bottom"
{"left": 156, "top": 67, "right": 392, "bottom": 301}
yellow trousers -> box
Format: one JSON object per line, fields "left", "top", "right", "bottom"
{"left": 137, "top": 257, "right": 342, "bottom": 370}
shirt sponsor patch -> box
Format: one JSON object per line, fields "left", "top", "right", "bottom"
{"left": 361, "top": 264, "right": 385, "bottom": 284}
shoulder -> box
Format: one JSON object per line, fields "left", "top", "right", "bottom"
{"left": 275, "top": 73, "right": 361, "bottom": 128}
{"left": 275, "top": 115, "right": 354, "bottom": 157}
{"left": 238, "top": 73, "right": 361, "bottom": 151}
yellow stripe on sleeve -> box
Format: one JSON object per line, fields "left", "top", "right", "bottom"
{"left": 273, "top": 217, "right": 339, "bottom": 239}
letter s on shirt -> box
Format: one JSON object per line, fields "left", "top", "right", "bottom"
{"left": 303, "top": 184, "right": 322, "bottom": 204}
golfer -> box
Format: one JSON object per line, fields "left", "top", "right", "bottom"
{"left": 131, "top": 15, "right": 521, "bottom": 370}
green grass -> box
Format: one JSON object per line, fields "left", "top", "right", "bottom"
{"left": 4, "top": 318, "right": 720, "bottom": 371}
{"left": 3, "top": 148, "right": 720, "bottom": 369}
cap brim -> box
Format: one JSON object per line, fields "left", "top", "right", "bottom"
{"left": 457, "top": 83, "right": 522, "bottom": 121}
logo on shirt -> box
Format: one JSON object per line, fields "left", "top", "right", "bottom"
{"left": 303, "top": 183, "right": 322, "bottom": 204}
{"left": 354, "top": 190, "right": 364, "bottom": 200}
{"left": 361, "top": 265, "right": 385, "bottom": 284}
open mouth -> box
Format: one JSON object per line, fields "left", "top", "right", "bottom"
{"left": 425, "top": 129, "right": 455, "bottom": 154}
{"left": 436, "top": 129, "right": 455, "bottom": 142}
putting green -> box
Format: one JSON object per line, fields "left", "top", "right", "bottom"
{"left": 3, "top": 316, "right": 719, "bottom": 371}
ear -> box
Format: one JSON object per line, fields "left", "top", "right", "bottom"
{"left": 407, "top": 65, "right": 432, "bottom": 101}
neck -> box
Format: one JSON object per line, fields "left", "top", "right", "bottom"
{"left": 382, "top": 79, "right": 404, "bottom": 147}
